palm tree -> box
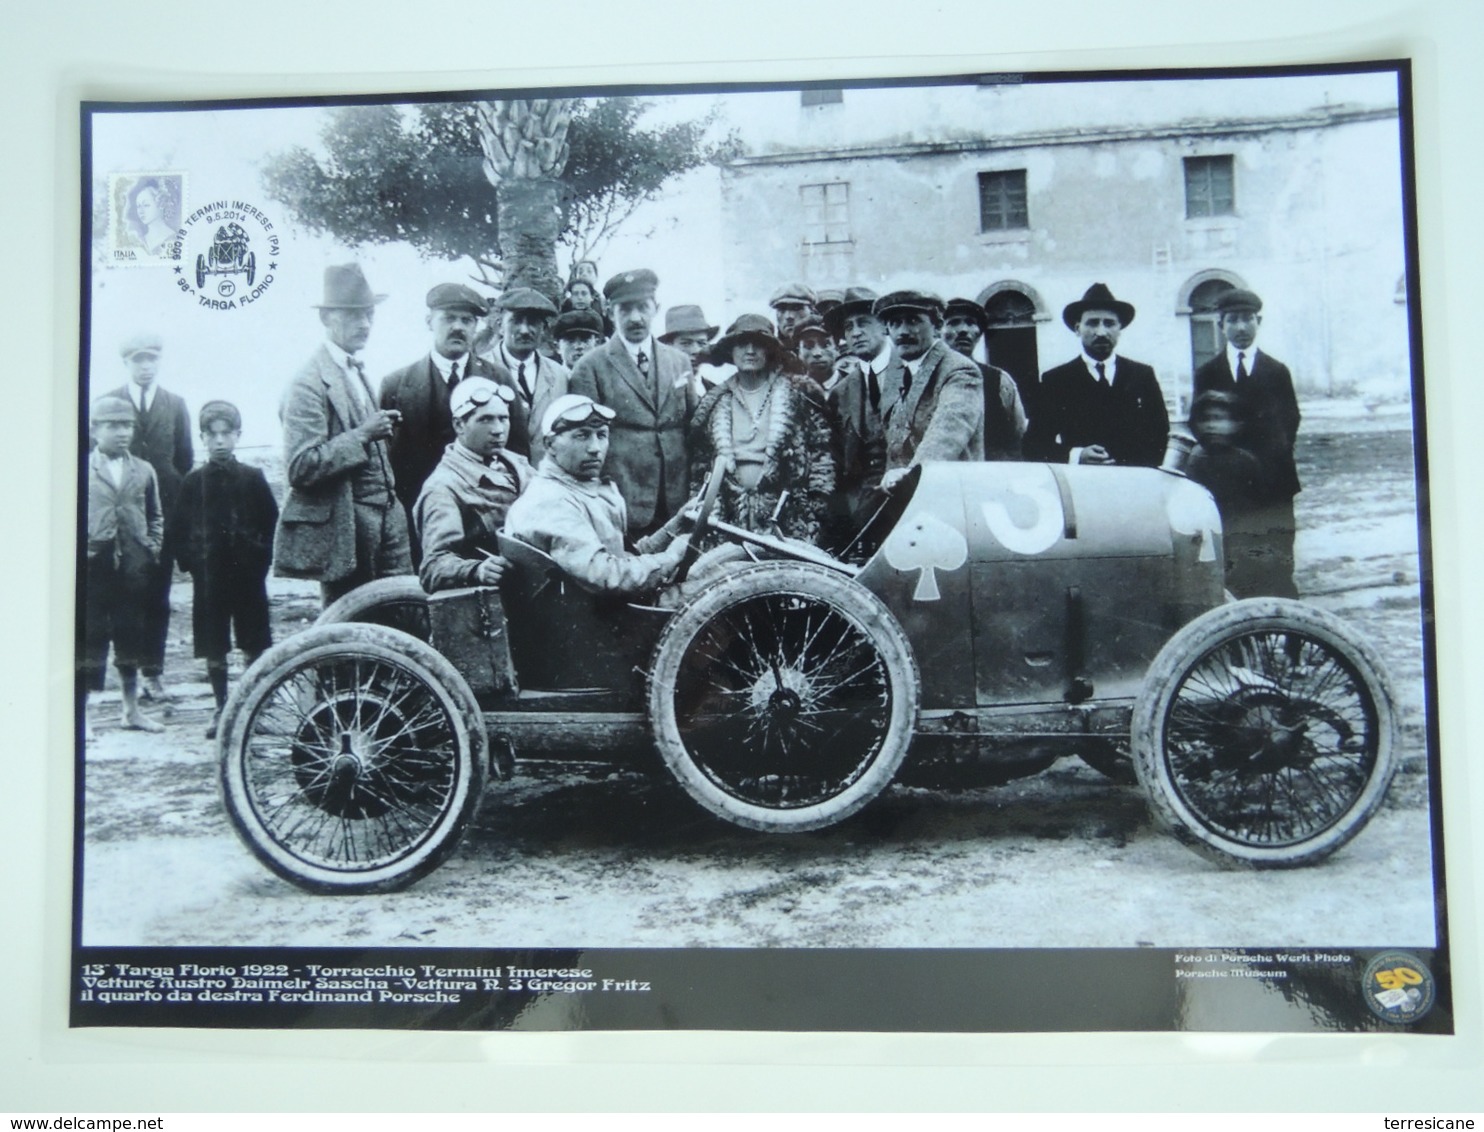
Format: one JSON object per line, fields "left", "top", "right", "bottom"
{"left": 474, "top": 99, "right": 576, "bottom": 302}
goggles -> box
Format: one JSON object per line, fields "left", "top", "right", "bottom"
{"left": 543, "top": 395, "right": 617, "bottom": 437}
{"left": 450, "top": 378, "right": 516, "bottom": 419}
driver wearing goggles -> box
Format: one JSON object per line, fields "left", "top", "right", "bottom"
{"left": 413, "top": 376, "right": 533, "bottom": 593}
{"left": 502, "top": 394, "right": 695, "bottom": 597}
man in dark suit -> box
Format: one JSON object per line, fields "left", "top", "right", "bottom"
{"left": 874, "top": 290, "right": 986, "bottom": 491}
{"left": 1188, "top": 288, "right": 1301, "bottom": 598}
{"left": 1023, "top": 283, "right": 1169, "bottom": 468}
{"left": 379, "top": 283, "right": 525, "bottom": 566}
{"left": 944, "top": 297, "right": 1026, "bottom": 461}
{"left": 567, "top": 268, "right": 695, "bottom": 537}
{"left": 275, "top": 264, "right": 411, "bottom": 607}
{"left": 108, "top": 332, "right": 192, "bottom": 701}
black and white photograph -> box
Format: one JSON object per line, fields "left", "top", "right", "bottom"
{"left": 69, "top": 62, "right": 1450, "bottom": 1034}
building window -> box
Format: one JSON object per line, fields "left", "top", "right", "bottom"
{"left": 978, "top": 170, "right": 1029, "bottom": 232}
{"left": 801, "top": 182, "right": 850, "bottom": 245}
{"left": 1184, "top": 155, "right": 1235, "bottom": 218}
{"left": 801, "top": 88, "right": 843, "bottom": 107}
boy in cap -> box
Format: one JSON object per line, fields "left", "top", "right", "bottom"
{"left": 414, "top": 376, "right": 533, "bottom": 594}
{"left": 943, "top": 297, "right": 1026, "bottom": 460}
{"left": 81, "top": 395, "right": 166, "bottom": 735}
{"left": 657, "top": 304, "right": 725, "bottom": 394}
{"left": 168, "top": 401, "right": 279, "bottom": 737}
{"left": 553, "top": 308, "right": 606, "bottom": 372}
{"left": 503, "top": 394, "right": 693, "bottom": 597}
{"left": 108, "top": 332, "right": 193, "bottom": 702}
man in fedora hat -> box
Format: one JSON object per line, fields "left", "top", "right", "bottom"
{"left": 873, "top": 290, "right": 985, "bottom": 490}
{"left": 1024, "top": 282, "right": 1169, "bottom": 468}
{"left": 107, "top": 331, "right": 192, "bottom": 702}
{"left": 379, "top": 282, "right": 527, "bottom": 566}
{"left": 943, "top": 297, "right": 1026, "bottom": 461}
{"left": 1188, "top": 287, "right": 1301, "bottom": 597}
{"left": 274, "top": 262, "right": 412, "bottom": 606}
{"left": 492, "top": 287, "right": 568, "bottom": 460}
{"left": 658, "top": 304, "right": 724, "bottom": 395}
{"left": 568, "top": 268, "right": 696, "bottom": 537}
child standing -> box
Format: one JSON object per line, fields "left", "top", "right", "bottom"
{"left": 169, "top": 401, "right": 278, "bottom": 738}
{"left": 82, "top": 395, "right": 166, "bottom": 734}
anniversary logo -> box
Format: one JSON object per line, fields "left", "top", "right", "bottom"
{"left": 72, "top": 62, "right": 1451, "bottom": 1035}
{"left": 173, "top": 198, "right": 280, "bottom": 309}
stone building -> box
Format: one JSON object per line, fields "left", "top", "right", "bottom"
{"left": 716, "top": 72, "right": 1410, "bottom": 413}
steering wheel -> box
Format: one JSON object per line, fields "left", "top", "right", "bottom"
{"left": 673, "top": 455, "right": 726, "bottom": 584}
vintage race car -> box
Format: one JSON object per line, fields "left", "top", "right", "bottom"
{"left": 194, "top": 222, "right": 256, "bottom": 291}
{"left": 218, "top": 458, "right": 1397, "bottom": 893}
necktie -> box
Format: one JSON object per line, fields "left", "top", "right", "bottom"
{"left": 866, "top": 367, "right": 881, "bottom": 413}
{"left": 1095, "top": 361, "right": 1109, "bottom": 389}
{"left": 346, "top": 356, "right": 373, "bottom": 415}
{"left": 448, "top": 359, "right": 460, "bottom": 386}
{"left": 517, "top": 360, "right": 532, "bottom": 403}
{"left": 1235, "top": 352, "right": 1248, "bottom": 382}
{"left": 637, "top": 350, "right": 650, "bottom": 379}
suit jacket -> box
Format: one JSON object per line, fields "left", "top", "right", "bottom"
{"left": 879, "top": 339, "right": 985, "bottom": 468}
{"left": 1191, "top": 348, "right": 1301, "bottom": 503}
{"left": 379, "top": 352, "right": 527, "bottom": 517}
{"left": 978, "top": 361, "right": 1027, "bottom": 461}
{"left": 167, "top": 458, "right": 278, "bottom": 581}
{"left": 107, "top": 384, "right": 192, "bottom": 517}
{"left": 1023, "top": 355, "right": 1169, "bottom": 467}
{"left": 274, "top": 345, "right": 391, "bottom": 582}
{"left": 567, "top": 334, "right": 695, "bottom": 531}
{"left": 86, "top": 450, "right": 163, "bottom": 572}
{"left": 491, "top": 346, "right": 568, "bottom": 463}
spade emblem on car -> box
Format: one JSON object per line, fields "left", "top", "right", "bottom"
{"left": 883, "top": 513, "right": 968, "bottom": 601}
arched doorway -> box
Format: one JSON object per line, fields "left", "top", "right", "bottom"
{"left": 1178, "top": 269, "right": 1247, "bottom": 376}
{"left": 978, "top": 280, "right": 1049, "bottom": 413}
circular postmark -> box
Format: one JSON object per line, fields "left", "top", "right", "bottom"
{"left": 1361, "top": 951, "right": 1436, "bottom": 1024}
{"left": 173, "top": 198, "right": 281, "bottom": 311}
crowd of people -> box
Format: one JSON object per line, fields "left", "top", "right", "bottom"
{"left": 81, "top": 259, "right": 1301, "bottom": 738}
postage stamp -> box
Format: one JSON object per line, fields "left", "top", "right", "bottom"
{"left": 107, "top": 170, "right": 186, "bottom": 266}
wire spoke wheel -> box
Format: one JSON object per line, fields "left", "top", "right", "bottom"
{"left": 317, "top": 575, "right": 432, "bottom": 642}
{"left": 220, "top": 623, "right": 486, "bottom": 892}
{"left": 650, "top": 563, "right": 918, "bottom": 831}
{"left": 1133, "top": 599, "right": 1397, "bottom": 868}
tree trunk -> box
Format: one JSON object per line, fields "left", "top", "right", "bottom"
{"left": 475, "top": 99, "right": 574, "bottom": 304}
{"left": 496, "top": 176, "right": 564, "bottom": 299}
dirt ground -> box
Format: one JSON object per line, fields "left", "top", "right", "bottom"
{"left": 78, "top": 405, "right": 1441, "bottom": 949}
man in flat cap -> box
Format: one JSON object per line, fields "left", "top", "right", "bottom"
{"left": 379, "top": 282, "right": 525, "bottom": 564}
{"left": 1188, "top": 288, "right": 1301, "bottom": 597}
{"left": 820, "top": 286, "right": 892, "bottom": 528}
{"left": 81, "top": 395, "right": 165, "bottom": 734}
{"left": 873, "top": 290, "right": 985, "bottom": 490}
{"left": 275, "top": 263, "right": 412, "bottom": 607}
{"left": 658, "top": 304, "right": 724, "bottom": 395}
{"left": 1024, "top": 283, "right": 1169, "bottom": 468}
{"left": 107, "top": 332, "right": 192, "bottom": 702}
{"left": 769, "top": 282, "right": 818, "bottom": 351}
{"left": 567, "top": 269, "right": 696, "bottom": 537}
{"left": 413, "top": 376, "right": 533, "bottom": 595}
{"left": 504, "top": 393, "right": 692, "bottom": 597}
{"left": 553, "top": 308, "right": 606, "bottom": 372}
{"left": 943, "top": 297, "right": 1027, "bottom": 461}
{"left": 492, "top": 287, "right": 568, "bottom": 461}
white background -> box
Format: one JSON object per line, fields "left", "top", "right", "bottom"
{"left": 3, "top": 0, "right": 1481, "bottom": 1113}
